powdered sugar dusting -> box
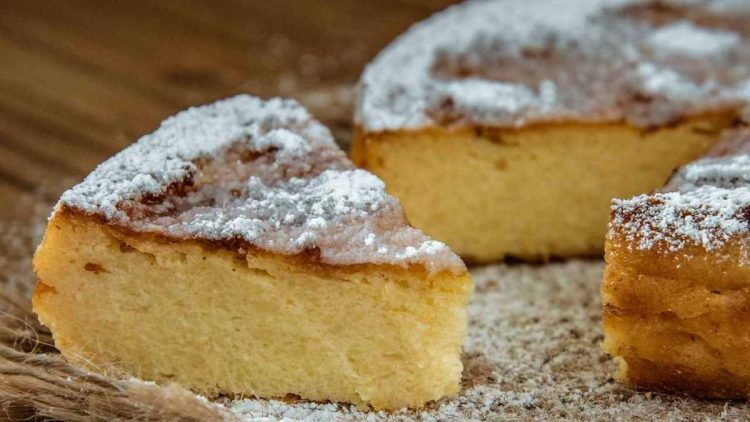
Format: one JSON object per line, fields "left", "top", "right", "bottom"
{"left": 60, "top": 95, "right": 315, "bottom": 218}
{"left": 253, "top": 129, "right": 313, "bottom": 159}
{"left": 709, "top": 0, "right": 750, "bottom": 14}
{"left": 671, "top": 155, "right": 750, "bottom": 189}
{"left": 611, "top": 187, "right": 750, "bottom": 252}
{"left": 357, "top": 0, "right": 750, "bottom": 131}
{"left": 611, "top": 128, "right": 750, "bottom": 253}
{"left": 635, "top": 62, "right": 706, "bottom": 100}
{"left": 647, "top": 21, "right": 740, "bottom": 58}
{"left": 58, "top": 95, "right": 464, "bottom": 273}
{"left": 431, "top": 79, "right": 543, "bottom": 124}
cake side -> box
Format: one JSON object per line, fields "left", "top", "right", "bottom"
{"left": 352, "top": 113, "right": 736, "bottom": 262}
{"left": 33, "top": 209, "right": 472, "bottom": 410}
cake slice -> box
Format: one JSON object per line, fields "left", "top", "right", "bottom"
{"left": 603, "top": 127, "right": 750, "bottom": 398}
{"left": 32, "top": 95, "right": 472, "bottom": 410}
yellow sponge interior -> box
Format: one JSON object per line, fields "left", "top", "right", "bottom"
{"left": 352, "top": 114, "right": 735, "bottom": 262}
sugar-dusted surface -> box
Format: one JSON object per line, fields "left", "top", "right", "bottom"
{"left": 221, "top": 261, "right": 750, "bottom": 421}
{"left": 611, "top": 187, "right": 750, "bottom": 252}
{"left": 668, "top": 128, "right": 750, "bottom": 189}
{"left": 611, "top": 128, "right": 750, "bottom": 253}
{"left": 58, "top": 95, "right": 463, "bottom": 273}
{"left": 357, "top": 0, "right": 750, "bottom": 131}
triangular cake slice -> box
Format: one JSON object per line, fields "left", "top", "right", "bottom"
{"left": 32, "top": 95, "right": 472, "bottom": 410}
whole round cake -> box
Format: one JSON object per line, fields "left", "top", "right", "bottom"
{"left": 352, "top": 0, "right": 750, "bottom": 262}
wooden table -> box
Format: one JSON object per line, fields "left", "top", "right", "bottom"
{"left": 0, "top": 0, "right": 456, "bottom": 222}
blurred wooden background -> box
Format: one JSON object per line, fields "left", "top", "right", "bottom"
{"left": 0, "top": 0, "right": 456, "bottom": 221}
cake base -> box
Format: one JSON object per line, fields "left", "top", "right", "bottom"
{"left": 32, "top": 211, "right": 472, "bottom": 410}
{"left": 352, "top": 113, "right": 736, "bottom": 263}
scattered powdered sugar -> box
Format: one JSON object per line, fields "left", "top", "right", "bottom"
{"left": 357, "top": 0, "right": 749, "bottom": 131}
{"left": 647, "top": 21, "right": 740, "bottom": 58}
{"left": 58, "top": 95, "right": 464, "bottom": 273}
{"left": 218, "top": 261, "right": 750, "bottom": 421}
{"left": 227, "top": 386, "right": 535, "bottom": 422}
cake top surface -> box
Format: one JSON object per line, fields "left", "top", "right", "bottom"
{"left": 58, "top": 95, "right": 465, "bottom": 273}
{"left": 357, "top": 0, "right": 750, "bottom": 132}
{"left": 611, "top": 127, "right": 750, "bottom": 254}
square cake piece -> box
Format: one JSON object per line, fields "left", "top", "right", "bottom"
{"left": 32, "top": 95, "right": 472, "bottom": 410}
{"left": 603, "top": 128, "right": 750, "bottom": 398}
